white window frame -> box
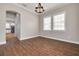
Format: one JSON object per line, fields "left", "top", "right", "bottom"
{"left": 53, "top": 12, "right": 65, "bottom": 31}
{"left": 43, "top": 16, "right": 51, "bottom": 31}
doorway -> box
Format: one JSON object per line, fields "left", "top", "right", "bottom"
{"left": 6, "top": 11, "right": 20, "bottom": 43}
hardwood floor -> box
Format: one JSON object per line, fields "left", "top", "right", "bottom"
{"left": 0, "top": 33, "right": 79, "bottom": 56}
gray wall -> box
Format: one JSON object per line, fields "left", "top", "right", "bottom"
{"left": 0, "top": 4, "right": 6, "bottom": 44}
{"left": 39, "top": 4, "right": 79, "bottom": 44}
{"left": 20, "top": 12, "right": 39, "bottom": 40}
{"left": 15, "top": 13, "right": 20, "bottom": 39}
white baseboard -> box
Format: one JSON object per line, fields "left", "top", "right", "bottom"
{"left": 40, "top": 35, "right": 79, "bottom": 45}
{"left": 20, "top": 35, "right": 40, "bottom": 40}
{"left": 0, "top": 41, "right": 6, "bottom": 45}
{"left": 19, "top": 34, "right": 79, "bottom": 45}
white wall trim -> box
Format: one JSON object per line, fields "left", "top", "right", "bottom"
{"left": 20, "top": 35, "right": 40, "bottom": 40}
{"left": 40, "top": 35, "right": 79, "bottom": 45}
{"left": 0, "top": 41, "right": 6, "bottom": 45}
{"left": 0, "top": 35, "right": 78, "bottom": 45}
{"left": 20, "top": 34, "right": 79, "bottom": 45}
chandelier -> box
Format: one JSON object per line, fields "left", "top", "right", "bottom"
{"left": 35, "top": 3, "right": 45, "bottom": 13}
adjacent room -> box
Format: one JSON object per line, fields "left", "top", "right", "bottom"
{"left": 0, "top": 3, "right": 79, "bottom": 56}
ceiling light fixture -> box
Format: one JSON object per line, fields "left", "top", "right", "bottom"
{"left": 35, "top": 3, "right": 45, "bottom": 13}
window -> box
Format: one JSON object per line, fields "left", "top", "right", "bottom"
{"left": 43, "top": 17, "right": 51, "bottom": 30}
{"left": 6, "top": 23, "right": 10, "bottom": 29}
{"left": 53, "top": 12, "right": 65, "bottom": 31}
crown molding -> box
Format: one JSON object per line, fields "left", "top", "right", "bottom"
{"left": 12, "top": 4, "right": 39, "bottom": 16}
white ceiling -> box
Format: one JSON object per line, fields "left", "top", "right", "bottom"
{"left": 17, "top": 3, "right": 69, "bottom": 14}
